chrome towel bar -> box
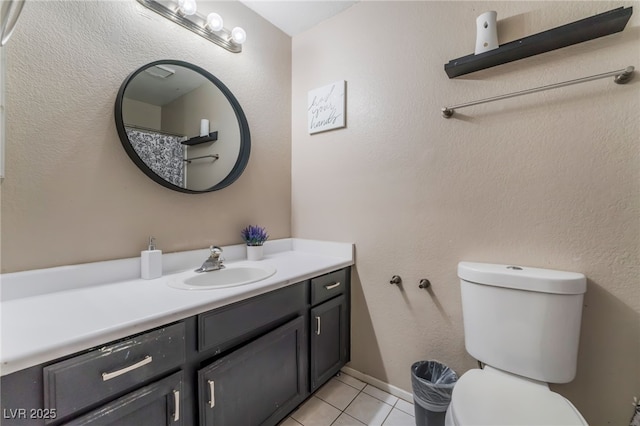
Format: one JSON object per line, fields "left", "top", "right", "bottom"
{"left": 442, "top": 65, "right": 634, "bottom": 118}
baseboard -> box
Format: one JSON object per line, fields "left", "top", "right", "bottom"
{"left": 340, "top": 366, "right": 414, "bottom": 403}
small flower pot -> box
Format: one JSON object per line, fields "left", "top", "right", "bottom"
{"left": 246, "top": 245, "right": 263, "bottom": 261}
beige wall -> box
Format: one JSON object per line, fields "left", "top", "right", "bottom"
{"left": 292, "top": 1, "right": 639, "bottom": 424}
{"left": 122, "top": 98, "right": 161, "bottom": 129}
{"left": 1, "top": 0, "right": 292, "bottom": 272}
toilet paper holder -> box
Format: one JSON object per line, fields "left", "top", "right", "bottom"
{"left": 389, "top": 275, "right": 431, "bottom": 289}
{"left": 419, "top": 279, "right": 431, "bottom": 289}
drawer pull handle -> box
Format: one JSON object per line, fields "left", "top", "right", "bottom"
{"left": 324, "top": 282, "right": 341, "bottom": 290}
{"left": 101, "top": 355, "right": 152, "bottom": 381}
{"left": 208, "top": 380, "right": 215, "bottom": 408}
{"left": 316, "top": 316, "right": 321, "bottom": 335}
{"left": 173, "top": 390, "right": 180, "bottom": 422}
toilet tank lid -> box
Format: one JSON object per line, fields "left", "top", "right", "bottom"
{"left": 458, "top": 262, "right": 586, "bottom": 295}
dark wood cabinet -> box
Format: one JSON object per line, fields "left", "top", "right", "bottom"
{"left": 310, "top": 295, "right": 349, "bottom": 391}
{"left": 43, "top": 323, "right": 185, "bottom": 422}
{"left": 63, "top": 372, "right": 183, "bottom": 426}
{"left": 198, "top": 316, "right": 308, "bottom": 426}
{"left": 197, "top": 281, "right": 307, "bottom": 354}
{"left": 308, "top": 267, "right": 350, "bottom": 391}
{"left": 0, "top": 267, "right": 351, "bottom": 426}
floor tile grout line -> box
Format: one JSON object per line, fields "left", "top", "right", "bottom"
{"left": 332, "top": 387, "right": 397, "bottom": 426}
{"left": 328, "top": 387, "right": 369, "bottom": 426}
{"left": 334, "top": 374, "right": 366, "bottom": 392}
{"left": 336, "top": 374, "right": 412, "bottom": 407}
{"left": 292, "top": 374, "right": 414, "bottom": 426}
{"left": 346, "top": 374, "right": 415, "bottom": 406}
{"left": 315, "top": 390, "right": 359, "bottom": 414}
{"left": 361, "top": 385, "right": 399, "bottom": 407}
{"left": 379, "top": 405, "right": 395, "bottom": 426}
{"left": 392, "top": 398, "right": 415, "bottom": 417}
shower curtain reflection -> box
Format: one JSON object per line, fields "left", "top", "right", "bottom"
{"left": 125, "top": 127, "right": 187, "bottom": 187}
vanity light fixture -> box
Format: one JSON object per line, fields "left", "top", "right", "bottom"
{"left": 177, "top": 0, "right": 196, "bottom": 16}
{"left": 231, "top": 27, "right": 247, "bottom": 44}
{"left": 136, "top": 0, "right": 246, "bottom": 53}
{"left": 206, "top": 13, "right": 224, "bottom": 32}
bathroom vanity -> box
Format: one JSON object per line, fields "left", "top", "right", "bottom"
{"left": 0, "top": 239, "right": 353, "bottom": 425}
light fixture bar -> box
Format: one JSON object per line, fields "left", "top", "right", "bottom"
{"left": 136, "top": 0, "right": 242, "bottom": 53}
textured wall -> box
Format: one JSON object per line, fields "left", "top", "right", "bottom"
{"left": 291, "top": 1, "right": 639, "bottom": 424}
{"left": 1, "top": 0, "right": 291, "bottom": 272}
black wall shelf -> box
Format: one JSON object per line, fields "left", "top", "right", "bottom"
{"left": 182, "top": 131, "right": 219, "bottom": 146}
{"left": 444, "top": 7, "right": 633, "bottom": 79}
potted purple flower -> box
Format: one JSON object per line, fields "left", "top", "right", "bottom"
{"left": 241, "top": 225, "right": 269, "bottom": 261}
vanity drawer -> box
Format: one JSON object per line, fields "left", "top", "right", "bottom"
{"left": 311, "top": 268, "right": 347, "bottom": 306}
{"left": 43, "top": 322, "right": 185, "bottom": 422}
{"left": 198, "top": 282, "right": 307, "bottom": 353}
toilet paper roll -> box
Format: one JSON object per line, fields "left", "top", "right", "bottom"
{"left": 475, "top": 11, "right": 499, "bottom": 55}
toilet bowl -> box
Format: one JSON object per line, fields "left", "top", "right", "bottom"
{"left": 446, "top": 262, "right": 588, "bottom": 425}
{"left": 444, "top": 367, "right": 587, "bottom": 426}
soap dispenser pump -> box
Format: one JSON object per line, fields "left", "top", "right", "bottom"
{"left": 141, "top": 236, "right": 162, "bottom": 279}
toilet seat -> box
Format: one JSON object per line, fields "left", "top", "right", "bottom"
{"left": 447, "top": 368, "right": 588, "bottom": 426}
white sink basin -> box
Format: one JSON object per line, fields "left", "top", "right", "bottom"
{"left": 167, "top": 263, "right": 277, "bottom": 290}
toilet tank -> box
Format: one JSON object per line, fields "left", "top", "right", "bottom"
{"left": 458, "top": 262, "right": 587, "bottom": 383}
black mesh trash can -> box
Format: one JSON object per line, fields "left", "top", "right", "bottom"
{"left": 411, "top": 361, "right": 458, "bottom": 426}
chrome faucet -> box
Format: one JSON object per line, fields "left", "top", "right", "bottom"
{"left": 195, "top": 246, "right": 225, "bottom": 273}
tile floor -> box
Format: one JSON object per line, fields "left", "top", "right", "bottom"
{"left": 280, "top": 373, "right": 416, "bottom": 426}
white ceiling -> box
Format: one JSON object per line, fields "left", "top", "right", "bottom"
{"left": 239, "top": 1, "right": 358, "bottom": 37}
{"left": 125, "top": 64, "right": 209, "bottom": 106}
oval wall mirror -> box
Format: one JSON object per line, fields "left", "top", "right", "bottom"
{"left": 114, "top": 60, "right": 250, "bottom": 193}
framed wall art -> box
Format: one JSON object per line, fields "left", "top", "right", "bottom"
{"left": 307, "top": 80, "right": 346, "bottom": 134}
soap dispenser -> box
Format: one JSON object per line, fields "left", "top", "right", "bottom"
{"left": 141, "top": 236, "right": 162, "bottom": 279}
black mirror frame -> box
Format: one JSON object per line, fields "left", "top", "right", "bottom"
{"left": 114, "top": 60, "right": 251, "bottom": 194}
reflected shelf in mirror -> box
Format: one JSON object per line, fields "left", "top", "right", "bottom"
{"left": 182, "top": 131, "right": 218, "bottom": 146}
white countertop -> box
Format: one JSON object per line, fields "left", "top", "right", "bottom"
{"left": 0, "top": 239, "right": 354, "bottom": 376}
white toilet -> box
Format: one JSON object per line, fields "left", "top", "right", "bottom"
{"left": 445, "top": 262, "right": 589, "bottom": 426}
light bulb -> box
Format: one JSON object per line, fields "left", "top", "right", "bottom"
{"left": 178, "top": 0, "right": 197, "bottom": 16}
{"left": 231, "top": 27, "right": 246, "bottom": 44}
{"left": 206, "top": 13, "right": 224, "bottom": 31}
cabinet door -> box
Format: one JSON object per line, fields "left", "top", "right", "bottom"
{"left": 62, "top": 372, "right": 183, "bottom": 426}
{"left": 198, "top": 316, "right": 308, "bottom": 426}
{"left": 310, "top": 294, "right": 348, "bottom": 391}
